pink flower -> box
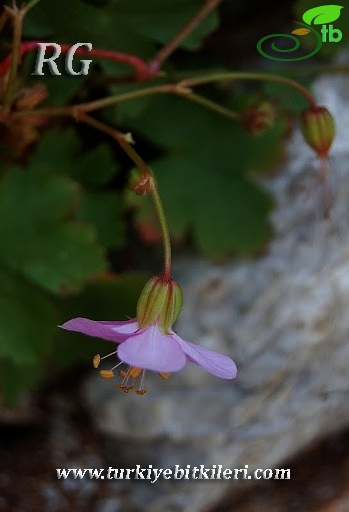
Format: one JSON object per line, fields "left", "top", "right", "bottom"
{"left": 60, "top": 275, "right": 237, "bottom": 394}
{"left": 60, "top": 317, "right": 237, "bottom": 394}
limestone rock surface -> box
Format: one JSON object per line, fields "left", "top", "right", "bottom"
{"left": 82, "top": 68, "right": 349, "bottom": 512}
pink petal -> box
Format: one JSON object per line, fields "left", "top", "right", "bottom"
{"left": 117, "top": 324, "right": 186, "bottom": 372}
{"left": 59, "top": 318, "right": 138, "bottom": 343}
{"left": 172, "top": 333, "right": 237, "bottom": 379}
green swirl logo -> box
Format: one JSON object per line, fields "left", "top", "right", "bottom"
{"left": 257, "top": 5, "right": 343, "bottom": 62}
{"left": 257, "top": 23, "right": 322, "bottom": 62}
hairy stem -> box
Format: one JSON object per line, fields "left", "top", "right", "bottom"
{"left": 77, "top": 113, "right": 172, "bottom": 278}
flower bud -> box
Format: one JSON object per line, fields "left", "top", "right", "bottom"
{"left": 242, "top": 101, "right": 275, "bottom": 135}
{"left": 300, "top": 106, "right": 335, "bottom": 158}
{"left": 137, "top": 275, "right": 183, "bottom": 332}
{"left": 129, "top": 170, "right": 154, "bottom": 196}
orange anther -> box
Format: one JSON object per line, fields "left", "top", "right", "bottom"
{"left": 99, "top": 370, "right": 115, "bottom": 379}
{"left": 93, "top": 354, "right": 101, "bottom": 368}
{"left": 159, "top": 372, "right": 171, "bottom": 379}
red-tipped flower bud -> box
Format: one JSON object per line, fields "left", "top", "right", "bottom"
{"left": 137, "top": 275, "right": 183, "bottom": 333}
{"left": 300, "top": 106, "right": 335, "bottom": 158}
{"left": 242, "top": 101, "right": 275, "bottom": 135}
{"left": 129, "top": 170, "right": 154, "bottom": 196}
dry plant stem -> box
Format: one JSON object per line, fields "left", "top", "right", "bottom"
{"left": 148, "top": 0, "right": 223, "bottom": 73}
{"left": 77, "top": 112, "right": 172, "bottom": 278}
{"left": 3, "top": 3, "right": 25, "bottom": 111}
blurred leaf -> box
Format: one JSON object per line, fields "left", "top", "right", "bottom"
{"left": 0, "top": 269, "right": 57, "bottom": 365}
{"left": 123, "top": 95, "right": 282, "bottom": 256}
{"left": 32, "top": 127, "right": 80, "bottom": 173}
{"left": 33, "top": 128, "right": 119, "bottom": 185}
{"left": 77, "top": 190, "right": 125, "bottom": 248}
{"left": 23, "top": 53, "right": 88, "bottom": 105}
{"left": 263, "top": 80, "right": 309, "bottom": 114}
{"left": 54, "top": 272, "right": 148, "bottom": 368}
{"left": 76, "top": 144, "right": 120, "bottom": 186}
{"left": 0, "top": 165, "right": 106, "bottom": 293}
{"left": 24, "top": 0, "right": 218, "bottom": 58}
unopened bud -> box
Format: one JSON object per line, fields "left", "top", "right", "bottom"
{"left": 242, "top": 101, "right": 275, "bottom": 135}
{"left": 129, "top": 171, "right": 154, "bottom": 196}
{"left": 300, "top": 106, "right": 335, "bottom": 158}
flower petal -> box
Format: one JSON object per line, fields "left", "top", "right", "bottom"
{"left": 172, "top": 334, "right": 237, "bottom": 379}
{"left": 117, "top": 324, "right": 186, "bottom": 372}
{"left": 59, "top": 317, "right": 138, "bottom": 343}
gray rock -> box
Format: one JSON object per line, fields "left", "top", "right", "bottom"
{"left": 82, "top": 66, "right": 349, "bottom": 511}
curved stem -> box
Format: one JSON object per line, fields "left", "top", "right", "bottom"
{"left": 179, "top": 71, "right": 317, "bottom": 108}
{"left": 187, "top": 92, "right": 239, "bottom": 121}
{"left": 151, "top": 183, "right": 172, "bottom": 280}
{"left": 12, "top": 70, "right": 315, "bottom": 125}
{"left": 78, "top": 113, "right": 172, "bottom": 278}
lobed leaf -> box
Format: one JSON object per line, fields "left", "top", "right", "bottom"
{"left": 0, "top": 165, "right": 107, "bottom": 294}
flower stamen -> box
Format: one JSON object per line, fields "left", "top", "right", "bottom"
{"left": 115, "top": 366, "right": 147, "bottom": 395}
{"left": 93, "top": 352, "right": 123, "bottom": 380}
{"left": 159, "top": 372, "right": 171, "bottom": 379}
{"left": 99, "top": 369, "right": 115, "bottom": 379}
{"left": 93, "top": 350, "right": 117, "bottom": 368}
{"left": 135, "top": 369, "right": 147, "bottom": 395}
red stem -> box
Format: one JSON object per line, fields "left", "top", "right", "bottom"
{"left": 0, "top": 40, "right": 157, "bottom": 81}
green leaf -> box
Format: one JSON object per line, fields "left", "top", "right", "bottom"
{"left": 54, "top": 272, "right": 148, "bottom": 368}
{"left": 24, "top": 0, "right": 218, "bottom": 59}
{"left": 0, "top": 166, "right": 106, "bottom": 294}
{"left": 77, "top": 190, "right": 125, "bottom": 249}
{"left": 33, "top": 128, "right": 119, "bottom": 185}
{"left": 123, "top": 95, "right": 281, "bottom": 256}
{"left": 302, "top": 5, "right": 343, "bottom": 25}
{"left": 0, "top": 269, "right": 57, "bottom": 364}
{"left": 23, "top": 53, "right": 88, "bottom": 105}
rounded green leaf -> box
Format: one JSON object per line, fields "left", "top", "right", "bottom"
{"left": 302, "top": 5, "right": 343, "bottom": 25}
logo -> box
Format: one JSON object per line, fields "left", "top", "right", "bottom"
{"left": 31, "top": 43, "right": 93, "bottom": 76}
{"left": 257, "top": 4, "right": 343, "bottom": 61}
